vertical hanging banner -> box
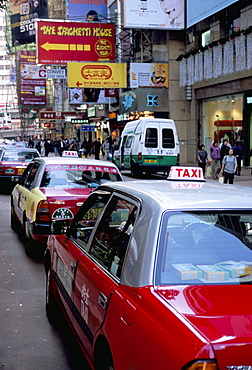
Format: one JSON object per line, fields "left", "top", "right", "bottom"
{"left": 67, "top": 0, "right": 108, "bottom": 21}
{"left": 36, "top": 20, "right": 115, "bottom": 64}
{"left": 19, "top": 51, "right": 47, "bottom": 106}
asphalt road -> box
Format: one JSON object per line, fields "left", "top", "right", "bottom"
{"left": 0, "top": 193, "right": 90, "bottom": 370}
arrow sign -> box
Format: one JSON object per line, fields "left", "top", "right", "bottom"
{"left": 37, "top": 20, "right": 115, "bottom": 65}
{"left": 41, "top": 42, "right": 91, "bottom": 52}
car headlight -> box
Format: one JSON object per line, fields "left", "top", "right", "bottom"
{"left": 182, "top": 360, "right": 218, "bottom": 370}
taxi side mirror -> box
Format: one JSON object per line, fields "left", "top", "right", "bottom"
{"left": 51, "top": 219, "right": 71, "bottom": 235}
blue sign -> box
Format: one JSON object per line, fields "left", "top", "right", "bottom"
{"left": 67, "top": 0, "right": 108, "bottom": 21}
{"left": 82, "top": 126, "right": 95, "bottom": 131}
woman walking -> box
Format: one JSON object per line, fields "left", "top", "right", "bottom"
{"left": 221, "top": 148, "right": 237, "bottom": 184}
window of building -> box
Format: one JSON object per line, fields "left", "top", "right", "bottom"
{"left": 201, "top": 94, "right": 243, "bottom": 154}
{"left": 201, "top": 30, "right": 211, "bottom": 47}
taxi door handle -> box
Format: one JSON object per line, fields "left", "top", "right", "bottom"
{"left": 98, "top": 292, "right": 107, "bottom": 310}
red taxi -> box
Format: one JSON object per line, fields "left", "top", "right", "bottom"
{"left": 45, "top": 166, "right": 252, "bottom": 369}
{"left": 0, "top": 146, "right": 40, "bottom": 191}
{"left": 11, "top": 156, "right": 123, "bottom": 256}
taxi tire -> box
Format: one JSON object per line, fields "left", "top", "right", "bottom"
{"left": 46, "top": 269, "right": 60, "bottom": 324}
{"left": 24, "top": 216, "right": 34, "bottom": 258}
{"left": 11, "top": 205, "right": 18, "bottom": 231}
{"left": 94, "top": 339, "right": 114, "bottom": 370}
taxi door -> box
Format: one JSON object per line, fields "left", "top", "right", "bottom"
{"left": 72, "top": 194, "right": 138, "bottom": 354}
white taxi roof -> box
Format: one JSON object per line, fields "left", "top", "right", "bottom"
{"left": 34, "top": 156, "right": 120, "bottom": 169}
{"left": 102, "top": 179, "right": 252, "bottom": 211}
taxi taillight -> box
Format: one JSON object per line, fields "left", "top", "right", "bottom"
{"left": 138, "top": 152, "right": 142, "bottom": 162}
{"left": 183, "top": 360, "right": 218, "bottom": 370}
{"left": 36, "top": 200, "right": 50, "bottom": 222}
{"left": 0, "top": 165, "right": 3, "bottom": 173}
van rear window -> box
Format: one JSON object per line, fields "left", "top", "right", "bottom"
{"left": 145, "top": 128, "right": 157, "bottom": 148}
{"left": 162, "top": 129, "right": 175, "bottom": 148}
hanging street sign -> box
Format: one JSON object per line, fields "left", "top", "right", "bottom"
{"left": 36, "top": 20, "right": 115, "bottom": 65}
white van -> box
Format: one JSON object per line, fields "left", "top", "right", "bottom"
{"left": 113, "top": 118, "right": 180, "bottom": 176}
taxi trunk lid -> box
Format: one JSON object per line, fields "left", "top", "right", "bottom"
{"left": 40, "top": 187, "right": 92, "bottom": 219}
{"left": 156, "top": 285, "right": 252, "bottom": 368}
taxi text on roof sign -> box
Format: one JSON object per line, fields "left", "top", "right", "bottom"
{"left": 168, "top": 166, "right": 205, "bottom": 181}
{"left": 62, "top": 151, "right": 78, "bottom": 157}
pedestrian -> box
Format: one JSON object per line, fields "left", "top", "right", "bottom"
{"left": 81, "top": 138, "right": 88, "bottom": 157}
{"left": 197, "top": 144, "right": 208, "bottom": 177}
{"left": 58, "top": 138, "right": 65, "bottom": 157}
{"left": 45, "top": 139, "right": 51, "bottom": 157}
{"left": 35, "top": 139, "right": 41, "bottom": 154}
{"left": 221, "top": 148, "right": 237, "bottom": 184}
{"left": 94, "top": 138, "right": 101, "bottom": 160}
{"left": 40, "top": 139, "right": 46, "bottom": 156}
{"left": 219, "top": 138, "right": 231, "bottom": 163}
{"left": 233, "top": 140, "right": 244, "bottom": 176}
{"left": 101, "top": 138, "right": 111, "bottom": 161}
{"left": 209, "top": 140, "right": 221, "bottom": 180}
{"left": 70, "top": 140, "right": 78, "bottom": 151}
{"left": 53, "top": 139, "right": 59, "bottom": 156}
{"left": 28, "top": 138, "right": 34, "bottom": 148}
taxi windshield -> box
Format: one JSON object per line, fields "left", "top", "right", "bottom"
{"left": 156, "top": 211, "right": 252, "bottom": 285}
{"left": 2, "top": 150, "right": 39, "bottom": 162}
{"left": 41, "top": 164, "right": 122, "bottom": 189}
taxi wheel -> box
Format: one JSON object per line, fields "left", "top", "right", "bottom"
{"left": 46, "top": 268, "right": 60, "bottom": 324}
{"left": 24, "top": 217, "right": 34, "bottom": 257}
{"left": 94, "top": 339, "right": 114, "bottom": 370}
{"left": 11, "top": 205, "right": 18, "bottom": 231}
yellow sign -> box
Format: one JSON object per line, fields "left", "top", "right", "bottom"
{"left": 67, "top": 62, "right": 127, "bottom": 88}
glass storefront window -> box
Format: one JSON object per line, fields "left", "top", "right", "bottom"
{"left": 202, "top": 94, "right": 243, "bottom": 154}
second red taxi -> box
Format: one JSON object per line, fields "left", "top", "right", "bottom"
{"left": 11, "top": 156, "right": 123, "bottom": 256}
{"left": 0, "top": 146, "right": 40, "bottom": 191}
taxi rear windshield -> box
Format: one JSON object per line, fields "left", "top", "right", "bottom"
{"left": 41, "top": 164, "right": 122, "bottom": 188}
{"left": 156, "top": 211, "right": 252, "bottom": 285}
{"left": 2, "top": 150, "right": 39, "bottom": 162}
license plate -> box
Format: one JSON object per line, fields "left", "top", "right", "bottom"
{"left": 144, "top": 159, "right": 157, "bottom": 163}
{"left": 18, "top": 168, "right": 25, "bottom": 174}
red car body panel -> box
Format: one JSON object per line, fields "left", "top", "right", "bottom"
{"left": 0, "top": 161, "right": 28, "bottom": 177}
{"left": 48, "top": 234, "right": 214, "bottom": 369}
{"left": 40, "top": 187, "right": 93, "bottom": 218}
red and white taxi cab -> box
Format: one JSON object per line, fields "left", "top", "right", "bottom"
{"left": 45, "top": 166, "right": 252, "bottom": 369}
{"left": 11, "top": 156, "right": 123, "bottom": 256}
{"left": 0, "top": 146, "right": 40, "bottom": 191}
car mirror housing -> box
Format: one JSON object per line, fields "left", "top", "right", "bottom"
{"left": 51, "top": 219, "right": 71, "bottom": 235}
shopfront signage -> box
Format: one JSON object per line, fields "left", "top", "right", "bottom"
{"left": 39, "top": 111, "right": 84, "bottom": 120}
{"left": 71, "top": 118, "right": 89, "bottom": 125}
{"left": 82, "top": 126, "right": 95, "bottom": 131}
{"left": 37, "top": 20, "right": 115, "bottom": 65}
{"left": 67, "top": 62, "right": 127, "bottom": 88}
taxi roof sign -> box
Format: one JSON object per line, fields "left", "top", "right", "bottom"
{"left": 62, "top": 151, "right": 78, "bottom": 157}
{"left": 168, "top": 166, "right": 205, "bottom": 182}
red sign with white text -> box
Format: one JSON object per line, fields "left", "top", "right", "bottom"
{"left": 37, "top": 20, "right": 115, "bottom": 65}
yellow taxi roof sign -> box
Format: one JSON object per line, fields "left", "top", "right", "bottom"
{"left": 168, "top": 166, "right": 205, "bottom": 182}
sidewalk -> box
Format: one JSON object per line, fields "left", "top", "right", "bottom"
{"left": 183, "top": 163, "right": 252, "bottom": 186}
